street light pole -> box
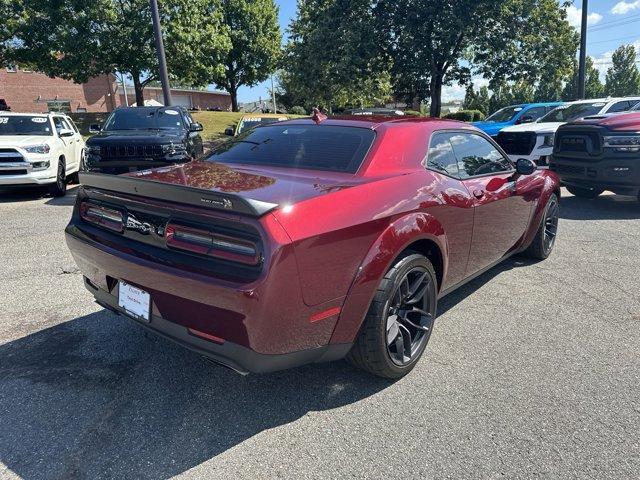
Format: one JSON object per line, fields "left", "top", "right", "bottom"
{"left": 150, "top": 0, "right": 172, "bottom": 106}
{"left": 577, "top": 0, "right": 589, "bottom": 99}
{"left": 271, "top": 75, "right": 277, "bottom": 113}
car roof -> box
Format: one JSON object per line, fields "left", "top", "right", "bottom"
{"left": 276, "top": 115, "right": 467, "bottom": 130}
{"left": 240, "top": 113, "right": 288, "bottom": 119}
{"left": 0, "top": 111, "right": 52, "bottom": 116}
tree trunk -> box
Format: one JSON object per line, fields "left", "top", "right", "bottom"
{"left": 229, "top": 85, "right": 239, "bottom": 112}
{"left": 132, "top": 74, "right": 145, "bottom": 107}
{"left": 429, "top": 74, "right": 443, "bottom": 118}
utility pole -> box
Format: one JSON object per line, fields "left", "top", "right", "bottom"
{"left": 150, "top": 0, "right": 172, "bottom": 106}
{"left": 271, "top": 75, "right": 277, "bottom": 113}
{"left": 120, "top": 73, "right": 129, "bottom": 107}
{"left": 577, "top": 0, "right": 589, "bottom": 99}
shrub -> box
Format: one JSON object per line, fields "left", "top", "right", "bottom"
{"left": 442, "top": 110, "right": 486, "bottom": 122}
{"left": 289, "top": 106, "right": 307, "bottom": 115}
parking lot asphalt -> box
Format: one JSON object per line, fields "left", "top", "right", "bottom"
{"left": 0, "top": 186, "right": 638, "bottom": 480}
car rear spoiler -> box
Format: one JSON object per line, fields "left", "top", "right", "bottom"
{"left": 78, "top": 173, "right": 279, "bottom": 217}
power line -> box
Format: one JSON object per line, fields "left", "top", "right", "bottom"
{"left": 589, "top": 34, "right": 640, "bottom": 45}
{"left": 588, "top": 14, "right": 640, "bottom": 32}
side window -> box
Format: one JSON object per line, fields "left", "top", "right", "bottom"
{"left": 181, "top": 110, "right": 192, "bottom": 128}
{"left": 523, "top": 107, "right": 546, "bottom": 120}
{"left": 450, "top": 133, "right": 513, "bottom": 179}
{"left": 607, "top": 101, "right": 631, "bottom": 113}
{"left": 426, "top": 132, "right": 459, "bottom": 177}
{"left": 52, "top": 117, "right": 64, "bottom": 135}
{"left": 66, "top": 118, "right": 80, "bottom": 133}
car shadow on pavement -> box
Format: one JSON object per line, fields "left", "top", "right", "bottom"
{"left": 559, "top": 193, "right": 639, "bottom": 221}
{"left": 0, "top": 185, "right": 78, "bottom": 205}
{"left": 438, "top": 256, "right": 537, "bottom": 317}
{"left": 0, "top": 310, "right": 391, "bottom": 479}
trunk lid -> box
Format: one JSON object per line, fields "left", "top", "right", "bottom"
{"left": 124, "top": 160, "right": 367, "bottom": 212}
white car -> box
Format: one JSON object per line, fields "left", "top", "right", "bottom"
{"left": 496, "top": 97, "right": 640, "bottom": 167}
{"left": 0, "top": 112, "right": 85, "bottom": 196}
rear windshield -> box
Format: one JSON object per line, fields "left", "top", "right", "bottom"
{"left": 0, "top": 115, "right": 52, "bottom": 136}
{"left": 208, "top": 124, "right": 376, "bottom": 173}
{"left": 103, "top": 108, "right": 184, "bottom": 131}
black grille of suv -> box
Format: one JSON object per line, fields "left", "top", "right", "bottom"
{"left": 0, "top": 148, "right": 24, "bottom": 163}
{"left": 555, "top": 130, "right": 601, "bottom": 156}
{"left": 496, "top": 132, "right": 537, "bottom": 156}
{"left": 101, "top": 144, "right": 164, "bottom": 159}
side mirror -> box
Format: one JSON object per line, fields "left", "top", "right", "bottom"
{"left": 59, "top": 128, "right": 75, "bottom": 138}
{"left": 515, "top": 158, "right": 536, "bottom": 175}
{"left": 224, "top": 127, "right": 234, "bottom": 136}
{"left": 89, "top": 124, "right": 101, "bottom": 134}
{"left": 189, "top": 122, "right": 204, "bottom": 132}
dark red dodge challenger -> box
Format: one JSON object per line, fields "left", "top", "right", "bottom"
{"left": 66, "top": 116, "right": 560, "bottom": 379}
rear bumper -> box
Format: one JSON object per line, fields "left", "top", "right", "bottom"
{"left": 65, "top": 221, "right": 350, "bottom": 372}
{"left": 88, "top": 278, "right": 351, "bottom": 374}
{"left": 550, "top": 155, "right": 640, "bottom": 195}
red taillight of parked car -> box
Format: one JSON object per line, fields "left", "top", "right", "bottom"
{"left": 165, "top": 223, "right": 260, "bottom": 265}
{"left": 80, "top": 202, "right": 124, "bottom": 233}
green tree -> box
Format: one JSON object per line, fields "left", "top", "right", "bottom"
{"left": 386, "top": 0, "right": 577, "bottom": 117}
{"left": 562, "top": 56, "right": 604, "bottom": 100}
{"left": 282, "top": 0, "right": 391, "bottom": 112}
{"left": 207, "top": 0, "right": 281, "bottom": 112}
{"left": 605, "top": 45, "right": 640, "bottom": 97}
{"left": 9, "top": 0, "right": 229, "bottom": 106}
{"left": 463, "top": 85, "right": 490, "bottom": 115}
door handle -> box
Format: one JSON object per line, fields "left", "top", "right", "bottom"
{"left": 473, "top": 189, "right": 485, "bottom": 199}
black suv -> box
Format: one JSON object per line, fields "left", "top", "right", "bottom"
{"left": 85, "top": 106, "right": 204, "bottom": 174}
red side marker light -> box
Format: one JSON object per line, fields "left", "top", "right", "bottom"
{"left": 188, "top": 328, "right": 225, "bottom": 345}
{"left": 310, "top": 306, "right": 342, "bottom": 323}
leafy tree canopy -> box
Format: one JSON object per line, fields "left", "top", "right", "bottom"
{"left": 604, "top": 45, "right": 640, "bottom": 97}
{"left": 208, "top": 0, "right": 281, "bottom": 112}
{"left": 8, "top": 0, "right": 230, "bottom": 106}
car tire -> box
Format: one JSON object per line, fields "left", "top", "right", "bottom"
{"left": 347, "top": 252, "right": 437, "bottom": 379}
{"left": 69, "top": 150, "right": 85, "bottom": 184}
{"left": 525, "top": 193, "right": 559, "bottom": 260}
{"left": 48, "top": 157, "right": 67, "bottom": 197}
{"left": 567, "top": 186, "right": 603, "bottom": 199}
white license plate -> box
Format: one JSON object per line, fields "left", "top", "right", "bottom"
{"left": 118, "top": 281, "right": 151, "bottom": 322}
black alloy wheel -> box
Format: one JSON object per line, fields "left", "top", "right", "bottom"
{"left": 385, "top": 267, "right": 435, "bottom": 366}
{"left": 348, "top": 252, "right": 438, "bottom": 379}
{"left": 525, "top": 193, "right": 559, "bottom": 260}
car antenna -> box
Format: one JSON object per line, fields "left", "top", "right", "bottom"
{"left": 312, "top": 107, "right": 327, "bottom": 124}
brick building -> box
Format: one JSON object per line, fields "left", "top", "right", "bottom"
{"left": 0, "top": 66, "right": 231, "bottom": 113}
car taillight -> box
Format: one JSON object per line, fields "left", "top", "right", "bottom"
{"left": 80, "top": 202, "right": 124, "bottom": 233}
{"left": 165, "top": 224, "right": 260, "bottom": 265}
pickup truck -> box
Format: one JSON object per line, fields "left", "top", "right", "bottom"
{"left": 550, "top": 103, "right": 640, "bottom": 201}
{"left": 496, "top": 97, "right": 640, "bottom": 167}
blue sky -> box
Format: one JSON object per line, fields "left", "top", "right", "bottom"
{"left": 236, "top": 0, "right": 640, "bottom": 103}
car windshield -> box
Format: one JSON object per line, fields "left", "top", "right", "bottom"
{"left": 539, "top": 103, "right": 606, "bottom": 123}
{"left": 0, "top": 115, "right": 52, "bottom": 136}
{"left": 485, "top": 106, "right": 524, "bottom": 123}
{"left": 209, "top": 124, "right": 376, "bottom": 173}
{"left": 237, "top": 117, "right": 285, "bottom": 134}
{"left": 103, "top": 108, "right": 184, "bottom": 131}
{"left": 632, "top": 101, "right": 640, "bottom": 111}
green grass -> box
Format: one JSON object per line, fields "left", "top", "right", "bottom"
{"left": 192, "top": 111, "right": 307, "bottom": 142}
{"left": 192, "top": 111, "right": 246, "bottom": 141}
